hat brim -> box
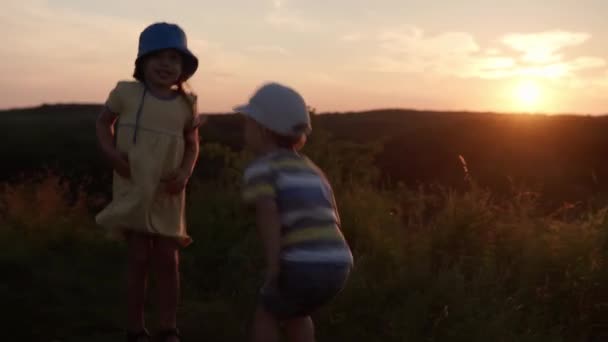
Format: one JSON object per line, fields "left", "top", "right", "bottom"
{"left": 233, "top": 104, "right": 260, "bottom": 119}
{"left": 233, "top": 103, "right": 311, "bottom": 136}
{"left": 180, "top": 50, "right": 198, "bottom": 79}
{"left": 233, "top": 103, "right": 270, "bottom": 129}
{"left": 136, "top": 48, "right": 199, "bottom": 80}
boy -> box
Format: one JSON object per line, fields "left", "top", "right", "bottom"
{"left": 235, "top": 83, "right": 353, "bottom": 342}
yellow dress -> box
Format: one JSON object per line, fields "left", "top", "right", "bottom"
{"left": 96, "top": 81, "right": 197, "bottom": 247}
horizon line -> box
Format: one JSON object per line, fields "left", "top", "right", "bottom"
{"left": 0, "top": 102, "right": 604, "bottom": 117}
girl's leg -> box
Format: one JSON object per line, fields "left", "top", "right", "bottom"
{"left": 153, "top": 237, "right": 181, "bottom": 340}
{"left": 252, "top": 305, "right": 280, "bottom": 342}
{"left": 126, "top": 232, "right": 153, "bottom": 334}
{"left": 284, "top": 316, "right": 315, "bottom": 342}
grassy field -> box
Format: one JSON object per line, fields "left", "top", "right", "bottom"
{"left": 4, "top": 105, "right": 608, "bottom": 340}
{"left": 2, "top": 145, "right": 608, "bottom": 341}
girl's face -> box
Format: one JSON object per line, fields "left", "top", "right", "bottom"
{"left": 143, "top": 49, "right": 183, "bottom": 88}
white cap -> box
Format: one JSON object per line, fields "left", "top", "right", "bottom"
{"left": 234, "top": 82, "right": 312, "bottom": 137}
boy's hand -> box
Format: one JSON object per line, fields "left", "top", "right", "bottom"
{"left": 254, "top": 198, "right": 282, "bottom": 294}
{"left": 262, "top": 270, "right": 279, "bottom": 292}
{"left": 162, "top": 168, "right": 190, "bottom": 195}
{"left": 265, "top": 266, "right": 279, "bottom": 282}
{"left": 113, "top": 152, "right": 131, "bottom": 179}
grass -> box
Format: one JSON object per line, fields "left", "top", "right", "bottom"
{"left": 3, "top": 141, "right": 608, "bottom": 341}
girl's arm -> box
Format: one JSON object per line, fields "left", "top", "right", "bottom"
{"left": 181, "top": 126, "right": 200, "bottom": 176}
{"left": 164, "top": 126, "right": 200, "bottom": 194}
{"left": 96, "top": 108, "right": 130, "bottom": 178}
{"left": 255, "top": 198, "right": 282, "bottom": 283}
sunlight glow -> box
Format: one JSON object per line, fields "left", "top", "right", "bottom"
{"left": 513, "top": 80, "right": 542, "bottom": 111}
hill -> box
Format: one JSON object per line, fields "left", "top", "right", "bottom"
{"left": 3, "top": 104, "right": 608, "bottom": 205}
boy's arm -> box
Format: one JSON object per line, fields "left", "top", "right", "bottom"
{"left": 96, "top": 108, "right": 130, "bottom": 178}
{"left": 255, "top": 198, "right": 282, "bottom": 281}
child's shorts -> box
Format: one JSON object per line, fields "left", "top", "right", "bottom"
{"left": 259, "top": 261, "right": 351, "bottom": 319}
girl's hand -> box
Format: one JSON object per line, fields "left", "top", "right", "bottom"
{"left": 113, "top": 152, "right": 131, "bottom": 179}
{"left": 162, "top": 168, "right": 190, "bottom": 195}
{"left": 198, "top": 114, "right": 208, "bottom": 127}
{"left": 97, "top": 108, "right": 131, "bottom": 178}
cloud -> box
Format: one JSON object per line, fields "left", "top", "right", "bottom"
{"left": 340, "top": 33, "right": 367, "bottom": 42}
{"left": 484, "top": 48, "right": 502, "bottom": 55}
{"left": 472, "top": 32, "right": 604, "bottom": 80}
{"left": 370, "top": 27, "right": 480, "bottom": 75}
{"left": 466, "top": 58, "right": 605, "bottom": 81}
{"left": 0, "top": 0, "right": 144, "bottom": 92}
{"left": 570, "top": 56, "right": 606, "bottom": 70}
{"left": 265, "top": 6, "right": 320, "bottom": 32}
{"left": 246, "top": 45, "right": 291, "bottom": 56}
{"left": 365, "top": 26, "right": 605, "bottom": 83}
{"left": 501, "top": 31, "right": 589, "bottom": 64}
{"left": 188, "top": 39, "right": 250, "bottom": 80}
{"left": 378, "top": 27, "right": 479, "bottom": 55}
{"left": 0, "top": 0, "right": 252, "bottom": 108}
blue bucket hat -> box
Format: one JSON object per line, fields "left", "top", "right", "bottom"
{"left": 136, "top": 22, "right": 199, "bottom": 80}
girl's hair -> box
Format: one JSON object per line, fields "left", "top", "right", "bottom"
{"left": 176, "top": 81, "right": 198, "bottom": 119}
{"left": 133, "top": 59, "right": 146, "bottom": 83}
{"left": 133, "top": 54, "right": 197, "bottom": 118}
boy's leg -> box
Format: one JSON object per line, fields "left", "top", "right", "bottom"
{"left": 126, "top": 232, "right": 153, "bottom": 333}
{"left": 279, "top": 262, "right": 351, "bottom": 342}
{"left": 153, "top": 237, "right": 181, "bottom": 337}
{"left": 252, "top": 305, "right": 280, "bottom": 342}
{"left": 284, "top": 316, "right": 315, "bottom": 342}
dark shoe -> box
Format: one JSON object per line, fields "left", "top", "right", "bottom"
{"left": 156, "top": 328, "right": 181, "bottom": 342}
{"left": 126, "top": 329, "right": 151, "bottom": 342}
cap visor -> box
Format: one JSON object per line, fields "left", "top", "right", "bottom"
{"left": 233, "top": 104, "right": 253, "bottom": 115}
{"left": 233, "top": 103, "right": 266, "bottom": 128}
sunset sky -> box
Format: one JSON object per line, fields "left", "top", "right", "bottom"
{"left": 3, "top": 0, "right": 608, "bottom": 114}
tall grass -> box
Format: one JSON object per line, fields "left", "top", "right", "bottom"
{"left": 2, "top": 138, "right": 608, "bottom": 341}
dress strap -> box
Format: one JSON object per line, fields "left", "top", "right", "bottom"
{"left": 132, "top": 86, "right": 148, "bottom": 144}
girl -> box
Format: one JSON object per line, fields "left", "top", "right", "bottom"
{"left": 96, "top": 22, "right": 202, "bottom": 342}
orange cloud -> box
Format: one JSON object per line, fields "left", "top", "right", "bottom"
{"left": 362, "top": 27, "right": 605, "bottom": 82}
{"left": 502, "top": 31, "right": 589, "bottom": 64}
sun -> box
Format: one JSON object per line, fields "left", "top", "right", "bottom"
{"left": 513, "top": 80, "right": 542, "bottom": 111}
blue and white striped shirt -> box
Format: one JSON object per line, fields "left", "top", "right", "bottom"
{"left": 243, "top": 150, "right": 353, "bottom": 265}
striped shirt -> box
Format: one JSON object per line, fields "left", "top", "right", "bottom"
{"left": 243, "top": 150, "right": 353, "bottom": 265}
